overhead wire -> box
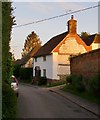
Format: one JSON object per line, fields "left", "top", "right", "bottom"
{"left": 13, "top": 4, "right": 99, "bottom": 28}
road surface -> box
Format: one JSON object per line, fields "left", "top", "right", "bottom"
{"left": 17, "top": 84, "right": 98, "bottom": 118}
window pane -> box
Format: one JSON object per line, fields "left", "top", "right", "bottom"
{"left": 43, "top": 69, "right": 46, "bottom": 77}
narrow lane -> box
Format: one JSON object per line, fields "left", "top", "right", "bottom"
{"left": 17, "top": 84, "right": 98, "bottom": 118}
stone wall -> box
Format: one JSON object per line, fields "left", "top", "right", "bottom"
{"left": 70, "top": 48, "right": 100, "bottom": 80}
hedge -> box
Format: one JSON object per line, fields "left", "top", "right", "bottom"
{"left": 2, "top": 82, "right": 17, "bottom": 118}
{"left": 88, "top": 75, "right": 100, "bottom": 96}
{"left": 19, "top": 68, "right": 33, "bottom": 83}
{"left": 66, "top": 74, "right": 85, "bottom": 92}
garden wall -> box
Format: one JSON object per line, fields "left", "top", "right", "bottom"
{"left": 70, "top": 48, "right": 100, "bottom": 80}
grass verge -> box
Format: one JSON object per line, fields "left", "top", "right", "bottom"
{"left": 47, "top": 81, "right": 66, "bottom": 87}
{"left": 62, "top": 85, "right": 100, "bottom": 105}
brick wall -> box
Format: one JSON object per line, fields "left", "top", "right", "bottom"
{"left": 70, "top": 48, "right": 100, "bottom": 80}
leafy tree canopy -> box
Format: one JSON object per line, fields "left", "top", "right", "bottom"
{"left": 21, "top": 31, "right": 41, "bottom": 58}
{"left": 80, "top": 32, "right": 90, "bottom": 40}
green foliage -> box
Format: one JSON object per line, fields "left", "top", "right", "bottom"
{"left": 5, "top": 52, "right": 14, "bottom": 84}
{"left": 66, "top": 74, "right": 85, "bottom": 92}
{"left": 63, "top": 74, "right": 100, "bottom": 104}
{"left": 66, "top": 75, "right": 73, "bottom": 84}
{"left": 2, "top": 2, "right": 17, "bottom": 118}
{"left": 22, "top": 31, "right": 41, "bottom": 58}
{"left": 2, "top": 82, "right": 17, "bottom": 118}
{"left": 13, "top": 64, "right": 21, "bottom": 78}
{"left": 47, "top": 81, "right": 66, "bottom": 87}
{"left": 80, "top": 32, "right": 90, "bottom": 40}
{"left": 88, "top": 75, "right": 100, "bottom": 96}
{"left": 37, "top": 77, "right": 47, "bottom": 85}
{"left": 2, "top": 2, "right": 15, "bottom": 83}
{"left": 72, "top": 74, "right": 85, "bottom": 92}
{"left": 62, "top": 85, "right": 100, "bottom": 105}
{"left": 19, "top": 68, "right": 33, "bottom": 81}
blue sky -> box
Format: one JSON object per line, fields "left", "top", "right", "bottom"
{"left": 10, "top": 0, "right": 99, "bottom": 59}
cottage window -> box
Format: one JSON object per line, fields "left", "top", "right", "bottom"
{"left": 43, "top": 69, "right": 46, "bottom": 77}
{"left": 35, "top": 58, "right": 37, "bottom": 62}
{"left": 43, "top": 56, "right": 46, "bottom": 61}
{"left": 35, "top": 66, "right": 41, "bottom": 77}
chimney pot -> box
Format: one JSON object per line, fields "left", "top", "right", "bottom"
{"left": 71, "top": 15, "right": 74, "bottom": 19}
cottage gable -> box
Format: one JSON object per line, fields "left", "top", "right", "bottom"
{"left": 93, "top": 34, "right": 100, "bottom": 43}
{"left": 52, "top": 34, "right": 92, "bottom": 54}
{"left": 92, "top": 34, "right": 100, "bottom": 50}
{"left": 81, "top": 33, "right": 100, "bottom": 50}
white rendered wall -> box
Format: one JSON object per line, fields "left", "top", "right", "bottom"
{"left": 92, "top": 43, "right": 100, "bottom": 50}
{"left": 58, "top": 65, "right": 70, "bottom": 75}
{"left": 59, "top": 37, "right": 87, "bottom": 54}
{"left": 56, "top": 37, "right": 87, "bottom": 78}
{"left": 58, "top": 55, "right": 70, "bottom": 64}
{"left": 52, "top": 52, "right": 59, "bottom": 80}
{"left": 33, "top": 55, "right": 53, "bottom": 79}
{"left": 57, "top": 55, "right": 70, "bottom": 75}
{"left": 52, "top": 53, "right": 70, "bottom": 80}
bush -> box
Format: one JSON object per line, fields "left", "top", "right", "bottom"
{"left": 37, "top": 77, "right": 47, "bottom": 85}
{"left": 47, "top": 80, "right": 66, "bottom": 87}
{"left": 2, "top": 82, "right": 17, "bottom": 118}
{"left": 88, "top": 75, "right": 100, "bottom": 96}
{"left": 72, "top": 74, "right": 85, "bottom": 92}
{"left": 66, "top": 74, "right": 85, "bottom": 92}
{"left": 13, "top": 64, "right": 21, "bottom": 78}
{"left": 19, "top": 68, "right": 33, "bottom": 82}
{"left": 66, "top": 75, "right": 73, "bottom": 85}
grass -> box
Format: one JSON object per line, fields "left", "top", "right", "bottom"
{"left": 62, "top": 85, "right": 100, "bottom": 105}
{"left": 47, "top": 81, "right": 66, "bottom": 87}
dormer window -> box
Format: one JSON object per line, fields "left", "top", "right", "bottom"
{"left": 43, "top": 56, "right": 46, "bottom": 61}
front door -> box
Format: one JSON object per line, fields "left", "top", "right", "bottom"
{"left": 35, "top": 66, "right": 41, "bottom": 77}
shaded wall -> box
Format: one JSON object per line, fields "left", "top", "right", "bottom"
{"left": 70, "top": 48, "right": 100, "bottom": 80}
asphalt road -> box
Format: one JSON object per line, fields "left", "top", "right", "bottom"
{"left": 17, "top": 84, "right": 97, "bottom": 118}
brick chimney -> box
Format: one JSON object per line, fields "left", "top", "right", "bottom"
{"left": 68, "top": 15, "right": 77, "bottom": 34}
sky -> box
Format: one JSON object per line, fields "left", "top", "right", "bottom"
{"left": 10, "top": 0, "right": 99, "bottom": 59}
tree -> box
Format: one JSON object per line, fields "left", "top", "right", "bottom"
{"left": 21, "top": 31, "right": 41, "bottom": 58}
{"left": 80, "top": 32, "right": 90, "bottom": 40}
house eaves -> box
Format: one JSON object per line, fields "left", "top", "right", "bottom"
{"left": 20, "top": 44, "right": 41, "bottom": 65}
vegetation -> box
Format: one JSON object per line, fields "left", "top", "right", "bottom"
{"left": 2, "top": 2, "right": 17, "bottom": 118}
{"left": 88, "top": 74, "right": 100, "bottom": 96}
{"left": 19, "top": 68, "right": 33, "bottom": 83}
{"left": 63, "top": 74, "right": 100, "bottom": 105}
{"left": 62, "top": 85, "right": 100, "bottom": 105}
{"left": 80, "top": 32, "right": 90, "bottom": 40}
{"left": 13, "top": 64, "right": 21, "bottom": 78}
{"left": 47, "top": 81, "right": 66, "bottom": 87}
{"left": 2, "top": 82, "right": 17, "bottom": 118}
{"left": 37, "top": 77, "right": 47, "bottom": 85}
{"left": 66, "top": 74, "right": 85, "bottom": 92}
{"left": 21, "top": 31, "right": 41, "bottom": 58}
